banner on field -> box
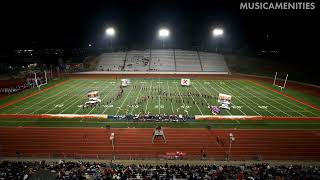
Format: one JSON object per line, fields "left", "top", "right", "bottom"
{"left": 181, "top": 79, "right": 190, "bottom": 86}
{"left": 121, "top": 79, "right": 130, "bottom": 87}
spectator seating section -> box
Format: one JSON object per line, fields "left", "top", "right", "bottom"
{"left": 125, "top": 50, "right": 150, "bottom": 71}
{"left": 96, "top": 52, "right": 126, "bottom": 71}
{"left": 200, "top": 52, "right": 229, "bottom": 72}
{"left": 1, "top": 161, "right": 319, "bottom": 180}
{"left": 96, "top": 49, "right": 229, "bottom": 73}
{"left": 150, "top": 49, "right": 175, "bottom": 71}
{"left": 175, "top": 50, "right": 202, "bottom": 72}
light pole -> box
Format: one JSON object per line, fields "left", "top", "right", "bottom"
{"left": 158, "top": 28, "right": 170, "bottom": 48}
{"left": 228, "top": 133, "right": 235, "bottom": 161}
{"left": 106, "top": 27, "right": 115, "bottom": 51}
{"left": 212, "top": 28, "right": 224, "bottom": 53}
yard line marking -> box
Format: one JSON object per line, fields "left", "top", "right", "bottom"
{"left": 145, "top": 80, "right": 154, "bottom": 114}
{"left": 15, "top": 80, "right": 82, "bottom": 114}
{"left": 245, "top": 80, "right": 319, "bottom": 116}
{"left": 101, "top": 81, "right": 120, "bottom": 114}
{"left": 85, "top": 80, "right": 116, "bottom": 115}
{"left": 222, "top": 81, "right": 275, "bottom": 117}
{"left": 211, "top": 80, "right": 248, "bottom": 117}
{"left": 250, "top": 80, "right": 320, "bottom": 111}
{"left": 218, "top": 80, "right": 290, "bottom": 117}
{"left": 200, "top": 81, "right": 232, "bottom": 116}
{"left": 166, "top": 80, "right": 175, "bottom": 114}
{"left": 183, "top": 83, "right": 203, "bottom": 115}
{"left": 0, "top": 80, "right": 70, "bottom": 110}
{"left": 237, "top": 81, "right": 306, "bottom": 117}
{"left": 32, "top": 80, "right": 89, "bottom": 114}
{"left": 60, "top": 80, "right": 109, "bottom": 114}
{"left": 130, "top": 84, "right": 143, "bottom": 114}
{"left": 174, "top": 83, "right": 189, "bottom": 116}
{"left": 44, "top": 80, "right": 96, "bottom": 114}
{"left": 116, "top": 84, "right": 134, "bottom": 116}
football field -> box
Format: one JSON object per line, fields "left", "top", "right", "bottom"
{"left": 0, "top": 79, "right": 319, "bottom": 117}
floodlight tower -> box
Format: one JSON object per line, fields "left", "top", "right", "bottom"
{"left": 158, "top": 28, "right": 170, "bottom": 48}
{"left": 227, "top": 133, "right": 235, "bottom": 161}
{"left": 212, "top": 28, "right": 224, "bottom": 53}
{"left": 106, "top": 27, "right": 116, "bottom": 51}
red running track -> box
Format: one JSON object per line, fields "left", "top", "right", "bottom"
{"left": 0, "top": 127, "right": 320, "bottom": 160}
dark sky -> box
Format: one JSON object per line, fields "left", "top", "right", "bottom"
{"left": 0, "top": 0, "right": 319, "bottom": 57}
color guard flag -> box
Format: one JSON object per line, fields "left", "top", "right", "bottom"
{"left": 181, "top": 79, "right": 190, "bottom": 86}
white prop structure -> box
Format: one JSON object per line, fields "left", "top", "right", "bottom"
{"left": 121, "top": 79, "right": 130, "bottom": 87}
{"left": 34, "top": 71, "right": 48, "bottom": 90}
{"left": 273, "top": 72, "right": 288, "bottom": 90}
{"left": 180, "top": 79, "right": 190, "bottom": 86}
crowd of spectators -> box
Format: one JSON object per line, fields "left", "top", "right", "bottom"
{"left": 1, "top": 160, "right": 319, "bottom": 180}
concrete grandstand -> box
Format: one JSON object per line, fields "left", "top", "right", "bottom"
{"left": 96, "top": 49, "right": 229, "bottom": 74}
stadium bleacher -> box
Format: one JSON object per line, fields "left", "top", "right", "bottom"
{"left": 96, "top": 49, "right": 229, "bottom": 73}
{"left": 1, "top": 160, "right": 319, "bottom": 179}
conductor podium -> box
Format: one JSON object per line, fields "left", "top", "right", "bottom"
{"left": 152, "top": 126, "right": 167, "bottom": 144}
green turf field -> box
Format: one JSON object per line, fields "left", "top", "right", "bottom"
{"left": 0, "top": 78, "right": 319, "bottom": 117}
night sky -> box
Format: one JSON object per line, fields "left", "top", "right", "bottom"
{"left": 0, "top": 0, "right": 319, "bottom": 58}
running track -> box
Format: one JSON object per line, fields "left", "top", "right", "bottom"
{"left": 0, "top": 127, "right": 320, "bottom": 160}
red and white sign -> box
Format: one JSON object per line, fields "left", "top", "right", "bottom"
{"left": 180, "top": 79, "right": 190, "bottom": 86}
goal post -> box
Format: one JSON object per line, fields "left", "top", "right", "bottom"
{"left": 273, "top": 72, "right": 288, "bottom": 90}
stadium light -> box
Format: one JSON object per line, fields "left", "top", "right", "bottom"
{"left": 212, "top": 28, "right": 224, "bottom": 37}
{"left": 159, "top": 28, "right": 170, "bottom": 38}
{"left": 158, "top": 28, "right": 170, "bottom": 48}
{"left": 106, "top": 27, "right": 115, "bottom": 37}
{"left": 105, "top": 27, "right": 115, "bottom": 51}
{"left": 88, "top": 44, "right": 92, "bottom": 47}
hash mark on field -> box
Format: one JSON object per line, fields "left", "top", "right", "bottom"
{"left": 23, "top": 80, "right": 84, "bottom": 114}
{"left": 244, "top": 80, "right": 317, "bottom": 117}
{"left": 55, "top": 80, "right": 99, "bottom": 114}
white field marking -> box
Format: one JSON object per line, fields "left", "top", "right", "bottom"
{"left": 158, "top": 78, "right": 161, "bottom": 114}
{"left": 130, "top": 85, "right": 143, "bottom": 114}
{"left": 155, "top": 105, "right": 164, "bottom": 109}
{"left": 209, "top": 80, "right": 249, "bottom": 124}
{"left": 16, "top": 80, "right": 84, "bottom": 114}
{"left": 235, "top": 80, "right": 300, "bottom": 117}
{"left": 258, "top": 106, "right": 268, "bottom": 109}
{"left": 30, "top": 80, "right": 87, "bottom": 114}
{"left": 85, "top": 80, "right": 117, "bottom": 115}
{"left": 145, "top": 80, "right": 154, "bottom": 114}
{"left": 47, "top": 80, "right": 99, "bottom": 114}
{"left": 184, "top": 83, "right": 203, "bottom": 115}
{"left": 172, "top": 82, "right": 178, "bottom": 84}
{"left": 198, "top": 80, "right": 232, "bottom": 115}
{"left": 140, "top": 81, "right": 146, "bottom": 84}
{"left": 157, "top": 81, "right": 163, "bottom": 84}
{"left": 102, "top": 104, "right": 113, "bottom": 108}
{"left": 213, "top": 80, "right": 264, "bottom": 116}
{"left": 204, "top": 82, "right": 210, "bottom": 85}
{"left": 193, "top": 81, "right": 211, "bottom": 106}
{"left": 174, "top": 83, "right": 189, "bottom": 116}
{"left": 219, "top": 82, "right": 276, "bottom": 116}
{"left": 166, "top": 80, "right": 175, "bottom": 114}
{"left": 116, "top": 84, "right": 135, "bottom": 115}
{"left": 232, "top": 106, "right": 242, "bottom": 109}
{"left": 109, "top": 81, "right": 116, "bottom": 84}
{"left": 13, "top": 80, "right": 80, "bottom": 106}
{"left": 237, "top": 80, "right": 305, "bottom": 116}
{"left": 64, "top": 80, "right": 111, "bottom": 114}
{"left": 101, "top": 82, "right": 122, "bottom": 114}
{"left": 241, "top": 80, "right": 318, "bottom": 116}
{"left": 54, "top": 104, "right": 64, "bottom": 108}
{"left": 9, "top": 80, "right": 73, "bottom": 111}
